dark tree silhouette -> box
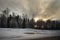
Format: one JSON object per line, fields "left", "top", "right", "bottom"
{"left": 22, "top": 18, "right": 26, "bottom": 28}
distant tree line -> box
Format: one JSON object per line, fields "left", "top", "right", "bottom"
{"left": 0, "top": 8, "right": 60, "bottom": 30}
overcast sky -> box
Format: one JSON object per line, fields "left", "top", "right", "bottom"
{"left": 0, "top": 0, "right": 60, "bottom": 20}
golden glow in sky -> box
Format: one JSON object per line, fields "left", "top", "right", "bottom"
{"left": 34, "top": 17, "right": 40, "bottom": 22}
{"left": 34, "top": 17, "right": 48, "bottom": 22}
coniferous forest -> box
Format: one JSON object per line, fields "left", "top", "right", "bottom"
{"left": 0, "top": 8, "right": 60, "bottom": 30}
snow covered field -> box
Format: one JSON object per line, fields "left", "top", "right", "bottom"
{"left": 0, "top": 28, "right": 60, "bottom": 40}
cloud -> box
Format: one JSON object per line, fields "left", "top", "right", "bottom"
{"left": 45, "top": 0, "right": 60, "bottom": 20}
{"left": 0, "top": 0, "right": 60, "bottom": 20}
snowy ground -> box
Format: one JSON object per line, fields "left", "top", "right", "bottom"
{"left": 0, "top": 28, "right": 60, "bottom": 40}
